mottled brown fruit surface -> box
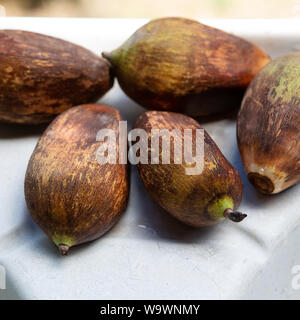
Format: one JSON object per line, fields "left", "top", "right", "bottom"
{"left": 25, "top": 104, "right": 128, "bottom": 254}
{"left": 103, "top": 17, "right": 270, "bottom": 117}
{"left": 237, "top": 53, "right": 300, "bottom": 194}
{"left": 134, "top": 111, "right": 244, "bottom": 227}
{"left": 0, "top": 30, "right": 113, "bottom": 124}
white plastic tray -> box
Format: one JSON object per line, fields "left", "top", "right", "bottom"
{"left": 0, "top": 18, "right": 299, "bottom": 300}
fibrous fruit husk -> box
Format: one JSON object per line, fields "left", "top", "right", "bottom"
{"left": 237, "top": 53, "right": 300, "bottom": 194}
{"left": 25, "top": 104, "right": 128, "bottom": 255}
{"left": 103, "top": 17, "right": 270, "bottom": 118}
{"left": 134, "top": 110, "right": 246, "bottom": 227}
{"left": 0, "top": 30, "right": 113, "bottom": 124}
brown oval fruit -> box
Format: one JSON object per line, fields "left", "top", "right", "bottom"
{"left": 0, "top": 30, "right": 113, "bottom": 124}
{"left": 25, "top": 104, "right": 128, "bottom": 255}
{"left": 134, "top": 111, "right": 246, "bottom": 227}
{"left": 103, "top": 17, "right": 270, "bottom": 117}
{"left": 237, "top": 53, "right": 300, "bottom": 194}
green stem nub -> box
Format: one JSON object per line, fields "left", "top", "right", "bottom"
{"left": 224, "top": 208, "right": 247, "bottom": 223}
{"left": 58, "top": 244, "right": 69, "bottom": 256}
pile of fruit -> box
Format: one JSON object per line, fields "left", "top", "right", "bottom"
{"left": 1, "top": 18, "right": 299, "bottom": 255}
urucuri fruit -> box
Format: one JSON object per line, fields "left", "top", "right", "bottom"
{"left": 0, "top": 30, "right": 113, "bottom": 124}
{"left": 134, "top": 111, "right": 246, "bottom": 227}
{"left": 237, "top": 53, "right": 300, "bottom": 194}
{"left": 103, "top": 17, "right": 270, "bottom": 117}
{"left": 25, "top": 104, "right": 128, "bottom": 255}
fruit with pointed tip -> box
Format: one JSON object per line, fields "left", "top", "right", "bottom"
{"left": 103, "top": 17, "right": 270, "bottom": 117}
{"left": 25, "top": 104, "right": 129, "bottom": 255}
{"left": 134, "top": 111, "right": 246, "bottom": 227}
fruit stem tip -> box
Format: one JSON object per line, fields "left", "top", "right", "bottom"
{"left": 224, "top": 208, "right": 247, "bottom": 223}
{"left": 58, "top": 244, "right": 69, "bottom": 256}
{"left": 102, "top": 51, "right": 112, "bottom": 61}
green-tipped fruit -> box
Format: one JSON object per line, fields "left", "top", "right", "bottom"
{"left": 25, "top": 104, "right": 129, "bottom": 255}
{"left": 103, "top": 17, "right": 270, "bottom": 118}
{"left": 134, "top": 111, "right": 245, "bottom": 227}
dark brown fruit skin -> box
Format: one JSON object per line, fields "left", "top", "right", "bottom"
{"left": 134, "top": 111, "right": 243, "bottom": 227}
{"left": 237, "top": 53, "right": 300, "bottom": 194}
{"left": 25, "top": 104, "right": 128, "bottom": 252}
{"left": 103, "top": 17, "right": 270, "bottom": 117}
{"left": 0, "top": 30, "right": 113, "bottom": 124}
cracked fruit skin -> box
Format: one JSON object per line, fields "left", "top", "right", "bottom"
{"left": 237, "top": 53, "right": 300, "bottom": 194}
{"left": 0, "top": 30, "right": 113, "bottom": 124}
{"left": 134, "top": 111, "right": 245, "bottom": 227}
{"left": 25, "top": 104, "right": 129, "bottom": 255}
{"left": 103, "top": 17, "right": 270, "bottom": 117}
